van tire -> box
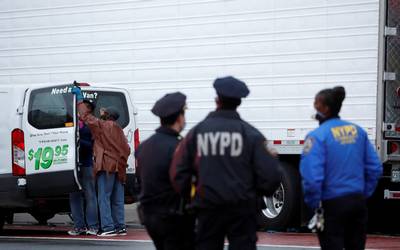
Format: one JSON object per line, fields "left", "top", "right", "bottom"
{"left": 30, "top": 212, "right": 55, "bottom": 225}
{"left": 257, "top": 163, "right": 301, "bottom": 230}
{"left": 0, "top": 212, "right": 5, "bottom": 231}
{"left": 5, "top": 212, "right": 14, "bottom": 224}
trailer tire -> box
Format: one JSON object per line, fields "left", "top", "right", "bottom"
{"left": 257, "top": 163, "right": 301, "bottom": 230}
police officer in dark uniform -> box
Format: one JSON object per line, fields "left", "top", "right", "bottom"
{"left": 136, "top": 92, "right": 195, "bottom": 250}
{"left": 300, "top": 86, "right": 382, "bottom": 250}
{"left": 170, "top": 76, "right": 282, "bottom": 250}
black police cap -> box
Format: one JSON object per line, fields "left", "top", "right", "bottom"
{"left": 213, "top": 76, "right": 250, "bottom": 99}
{"left": 151, "top": 92, "right": 187, "bottom": 118}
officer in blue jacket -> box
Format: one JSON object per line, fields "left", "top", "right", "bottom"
{"left": 170, "top": 76, "right": 282, "bottom": 250}
{"left": 136, "top": 92, "right": 195, "bottom": 250}
{"left": 300, "top": 86, "right": 382, "bottom": 250}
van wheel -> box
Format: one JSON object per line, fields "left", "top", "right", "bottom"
{"left": 0, "top": 211, "right": 5, "bottom": 231}
{"left": 257, "top": 163, "right": 301, "bottom": 230}
{"left": 30, "top": 212, "right": 55, "bottom": 225}
{"left": 5, "top": 212, "right": 14, "bottom": 224}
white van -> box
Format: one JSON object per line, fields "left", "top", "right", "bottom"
{"left": 0, "top": 83, "right": 139, "bottom": 229}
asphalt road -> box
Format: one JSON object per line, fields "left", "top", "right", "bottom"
{"left": 2, "top": 225, "right": 400, "bottom": 250}
{"left": 12, "top": 204, "right": 140, "bottom": 227}
{"left": 4, "top": 204, "right": 400, "bottom": 250}
{"left": 1, "top": 239, "right": 155, "bottom": 250}
{"left": 0, "top": 238, "right": 316, "bottom": 250}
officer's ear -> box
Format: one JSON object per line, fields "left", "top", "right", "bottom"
{"left": 176, "top": 113, "right": 186, "bottom": 132}
{"left": 215, "top": 97, "right": 222, "bottom": 109}
{"left": 178, "top": 112, "right": 185, "bottom": 122}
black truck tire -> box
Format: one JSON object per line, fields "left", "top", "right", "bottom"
{"left": 257, "top": 163, "right": 301, "bottom": 230}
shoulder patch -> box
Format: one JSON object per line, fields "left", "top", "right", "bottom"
{"left": 303, "top": 137, "right": 314, "bottom": 154}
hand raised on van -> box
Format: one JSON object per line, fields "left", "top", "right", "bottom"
{"left": 71, "top": 86, "right": 84, "bottom": 102}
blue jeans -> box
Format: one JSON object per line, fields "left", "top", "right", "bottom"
{"left": 69, "top": 167, "right": 99, "bottom": 230}
{"left": 97, "top": 171, "right": 125, "bottom": 232}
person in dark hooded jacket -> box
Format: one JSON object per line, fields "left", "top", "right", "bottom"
{"left": 68, "top": 100, "right": 99, "bottom": 236}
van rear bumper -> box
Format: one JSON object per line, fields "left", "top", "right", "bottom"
{"left": 0, "top": 174, "right": 32, "bottom": 208}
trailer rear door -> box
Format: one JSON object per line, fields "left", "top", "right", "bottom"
{"left": 384, "top": 0, "right": 400, "bottom": 138}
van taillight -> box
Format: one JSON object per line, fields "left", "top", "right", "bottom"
{"left": 134, "top": 128, "right": 140, "bottom": 151}
{"left": 12, "top": 129, "right": 25, "bottom": 176}
{"left": 134, "top": 128, "right": 140, "bottom": 168}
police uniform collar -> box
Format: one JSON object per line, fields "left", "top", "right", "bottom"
{"left": 156, "top": 126, "right": 180, "bottom": 137}
{"left": 207, "top": 110, "right": 241, "bottom": 120}
{"left": 319, "top": 115, "right": 340, "bottom": 125}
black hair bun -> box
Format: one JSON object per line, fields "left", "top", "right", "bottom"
{"left": 333, "top": 86, "right": 346, "bottom": 103}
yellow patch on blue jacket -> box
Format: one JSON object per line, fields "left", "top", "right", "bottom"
{"left": 330, "top": 125, "right": 358, "bottom": 144}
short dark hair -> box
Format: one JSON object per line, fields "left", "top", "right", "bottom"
{"left": 82, "top": 100, "right": 95, "bottom": 112}
{"left": 160, "top": 110, "right": 185, "bottom": 126}
{"left": 218, "top": 95, "right": 241, "bottom": 110}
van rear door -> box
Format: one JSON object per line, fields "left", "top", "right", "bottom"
{"left": 23, "top": 85, "right": 80, "bottom": 197}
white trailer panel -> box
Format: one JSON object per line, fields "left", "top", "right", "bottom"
{"left": 0, "top": 0, "right": 380, "bottom": 152}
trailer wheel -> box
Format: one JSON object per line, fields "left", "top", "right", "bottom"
{"left": 257, "top": 163, "right": 301, "bottom": 230}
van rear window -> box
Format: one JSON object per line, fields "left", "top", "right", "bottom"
{"left": 28, "top": 87, "right": 129, "bottom": 130}
{"left": 28, "top": 86, "right": 74, "bottom": 129}
{"left": 82, "top": 90, "right": 129, "bottom": 128}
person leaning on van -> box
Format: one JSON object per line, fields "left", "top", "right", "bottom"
{"left": 300, "top": 86, "right": 382, "bottom": 250}
{"left": 170, "top": 76, "right": 282, "bottom": 250}
{"left": 135, "top": 92, "right": 195, "bottom": 250}
{"left": 72, "top": 86, "right": 130, "bottom": 237}
{"left": 68, "top": 99, "right": 99, "bottom": 236}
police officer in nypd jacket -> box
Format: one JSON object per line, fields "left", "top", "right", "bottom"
{"left": 170, "top": 76, "right": 282, "bottom": 250}
{"left": 136, "top": 92, "right": 195, "bottom": 250}
{"left": 300, "top": 86, "right": 382, "bottom": 250}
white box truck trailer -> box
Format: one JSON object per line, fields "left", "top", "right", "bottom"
{"left": 0, "top": 84, "right": 139, "bottom": 228}
{"left": 0, "top": 0, "right": 399, "bottom": 230}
